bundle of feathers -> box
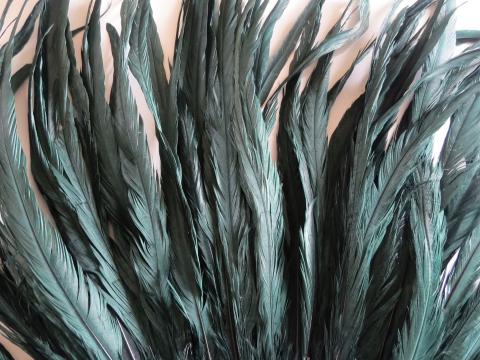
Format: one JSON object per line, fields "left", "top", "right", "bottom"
{"left": 1, "top": 0, "right": 480, "bottom": 358}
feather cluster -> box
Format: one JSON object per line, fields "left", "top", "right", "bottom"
{"left": 1, "top": 0, "right": 480, "bottom": 359}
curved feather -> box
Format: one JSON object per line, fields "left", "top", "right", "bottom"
{"left": 393, "top": 165, "right": 445, "bottom": 360}
{"left": 0, "top": 21, "right": 122, "bottom": 359}
{"left": 233, "top": 74, "right": 286, "bottom": 358}
{"left": 106, "top": 14, "right": 175, "bottom": 357}
{"left": 27, "top": 2, "right": 146, "bottom": 348}
{"left": 441, "top": 288, "right": 480, "bottom": 360}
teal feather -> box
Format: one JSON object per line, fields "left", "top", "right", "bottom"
{"left": 234, "top": 75, "right": 286, "bottom": 358}
{"left": 394, "top": 164, "right": 445, "bottom": 360}
{"left": 1, "top": 1, "right": 480, "bottom": 359}
{"left": 0, "top": 15, "right": 122, "bottom": 359}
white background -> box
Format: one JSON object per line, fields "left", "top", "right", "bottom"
{"left": 1, "top": 0, "right": 480, "bottom": 358}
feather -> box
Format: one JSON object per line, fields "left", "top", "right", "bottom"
{"left": 177, "top": 101, "right": 218, "bottom": 303}
{"left": 440, "top": 70, "right": 480, "bottom": 261}
{"left": 393, "top": 164, "right": 445, "bottom": 360}
{"left": 0, "top": 262, "right": 68, "bottom": 359}
{"left": 2, "top": 0, "right": 480, "bottom": 358}
{"left": 381, "top": 0, "right": 456, "bottom": 147}
{"left": 81, "top": 0, "right": 130, "bottom": 228}
{"left": 27, "top": 2, "right": 146, "bottom": 349}
{"left": 442, "top": 227, "right": 480, "bottom": 312}
{"left": 130, "top": 10, "right": 215, "bottom": 360}
{"left": 128, "top": 0, "right": 218, "bottom": 356}
{"left": 275, "top": 3, "right": 371, "bottom": 355}
{"left": 252, "top": 0, "right": 287, "bottom": 92}
{"left": 233, "top": 74, "right": 286, "bottom": 357}
{"left": 278, "top": 53, "right": 332, "bottom": 357}
{"left": 0, "top": 0, "right": 12, "bottom": 34}
{"left": 0, "top": 344, "right": 12, "bottom": 360}
{"left": 278, "top": 78, "right": 306, "bottom": 355}
{"left": 358, "top": 204, "right": 406, "bottom": 360}
{"left": 106, "top": 12, "right": 174, "bottom": 356}
{"left": 10, "top": 63, "right": 31, "bottom": 92}
{"left": 325, "top": 3, "right": 480, "bottom": 357}
{"left": 0, "top": 246, "right": 66, "bottom": 359}
{"left": 264, "top": 0, "right": 370, "bottom": 102}
{"left": 440, "top": 287, "right": 480, "bottom": 360}
{"left": 202, "top": 1, "right": 258, "bottom": 357}
{"left": 207, "top": 92, "right": 255, "bottom": 358}
{"left": 0, "top": 12, "right": 122, "bottom": 358}
{"left": 128, "top": 0, "right": 169, "bottom": 128}
{"left": 456, "top": 30, "right": 480, "bottom": 45}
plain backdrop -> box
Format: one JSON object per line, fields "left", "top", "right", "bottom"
{"left": 0, "top": 0, "right": 479, "bottom": 358}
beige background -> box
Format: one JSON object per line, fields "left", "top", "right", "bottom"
{"left": 1, "top": 0, "right": 479, "bottom": 358}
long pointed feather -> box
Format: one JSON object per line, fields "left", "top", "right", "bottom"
{"left": 0, "top": 17, "right": 122, "bottom": 359}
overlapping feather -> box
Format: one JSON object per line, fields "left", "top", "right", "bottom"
{"left": 1, "top": 0, "right": 480, "bottom": 359}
